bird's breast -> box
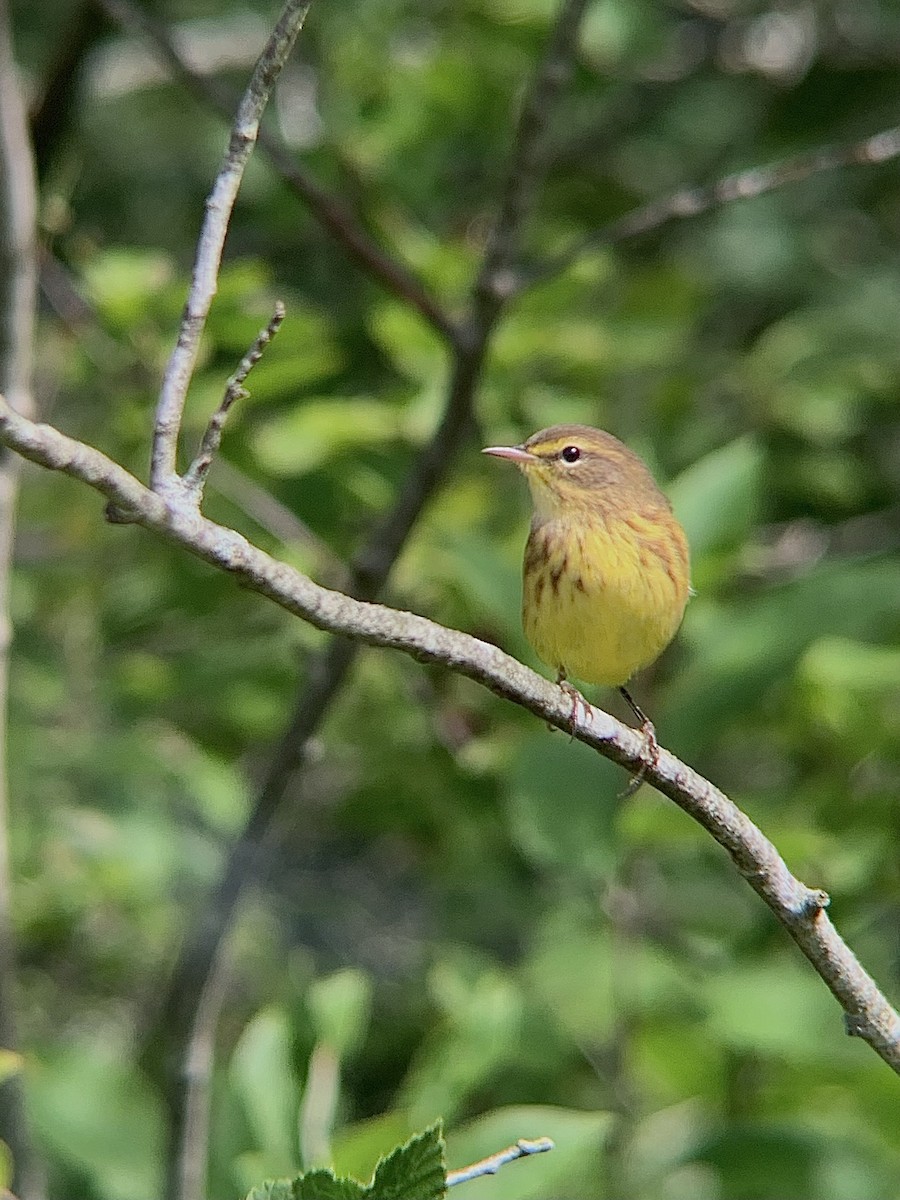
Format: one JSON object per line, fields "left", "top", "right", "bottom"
{"left": 522, "top": 508, "right": 689, "bottom": 687}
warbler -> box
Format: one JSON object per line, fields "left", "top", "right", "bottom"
{"left": 482, "top": 424, "right": 690, "bottom": 749}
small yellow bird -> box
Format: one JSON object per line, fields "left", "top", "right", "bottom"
{"left": 482, "top": 424, "right": 690, "bottom": 750}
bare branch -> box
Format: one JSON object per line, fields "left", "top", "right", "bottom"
{"left": 182, "top": 300, "right": 285, "bottom": 501}
{"left": 1, "top": 395, "right": 899, "bottom": 1074}
{"left": 175, "top": 941, "right": 231, "bottom": 1200}
{"left": 0, "top": 0, "right": 46, "bottom": 1194}
{"left": 446, "top": 1138, "right": 555, "bottom": 1188}
{"left": 149, "top": 0, "right": 310, "bottom": 494}
{"left": 95, "top": 0, "right": 460, "bottom": 347}
{"left": 530, "top": 124, "right": 900, "bottom": 286}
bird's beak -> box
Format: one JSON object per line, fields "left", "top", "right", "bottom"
{"left": 482, "top": 444, "right": 539, "bottom": 465}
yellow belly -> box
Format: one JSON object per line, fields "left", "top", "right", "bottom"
{"left": 522, "top": 511, "right": 689, "bottom": 687}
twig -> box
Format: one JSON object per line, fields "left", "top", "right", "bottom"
{"left": 174, "top": 938, "right": 231, "bottom": 1200}
{"left": 0, "top": 0, "right": 46, "bottom": 1195}
{"left": 446, "top": 1137, "right": 555, "bottom": 1187}
{"left": 529, "top": 124, "right": 900, "bottom": 286}
{"left": 182, "top": 300, "right": 285, "bottom": 500}
{"left": 149, "top": 0, "right": 310, "bottom": 493}
{"left": 94, "top": 0, "right": 460, "bottom": 347}
{"left": 298, "top": 1043, "right": 339, "bottom": 1169}
{"left": 1, "top": 396, "right": 899, "bottom": 1074}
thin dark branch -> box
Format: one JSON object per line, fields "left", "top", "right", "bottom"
{"left": 1, "top": 395, "right": 898, "bottom": 1075}
{"left": 175, "top": 941, "right": 231, "bottom": 1200}
{"left": 149, "top": 0, "right": 311, "bottom": 493}
{"left": 94, "top": 0, "right": 460, "bottom": 346}
{"left": 0, "top": 0, "right": 45, "bottom": 1195}
{"left": 255, "top": 130, "right": 461, "bottom": 345}
{"left": 29, "top": 0, "right": 110, "bottom": 182}
{"left": 474, "top": 0, "right": 591, "bottom": 311}
{"left": 182, "top": 300, "right": 285, "bottom": 500}
{"left": 353, "top": 0, "right": 592, "bottom": 597}
{"left": 529, "top": 124, "right": 900, "bottom": 287}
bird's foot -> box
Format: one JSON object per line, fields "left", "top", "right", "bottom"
{"left": 555, "top": 676, "right": 591, "bottom": 737}
{"left": 620, "top": 717, "right": 658, "bottom": 799}
{"left": 618, "top": 686, "right": 659, "bottom": 798}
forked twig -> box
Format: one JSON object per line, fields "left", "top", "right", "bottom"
{"left": 95, "top": 0, "right": 459, "bottom": 347}
{"left": 147, "top": 9, "right": 598, "bottom": 1145}
{"left": 183, "top": 300, "right": 285, "bottom": 500}
{"left": 150, "top": 0, "right": 310, "bottom": 494}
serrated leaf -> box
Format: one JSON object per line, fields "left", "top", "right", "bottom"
{"left": 246, "top": 1181, "right": 297, "bottom": 1200}
{"left": 296, "top": 1169, "right": 367, "bottom": 1200}
{"left": 246, "top": 1170, "right": 367, "bottom": 1200}
{"left": 368, "top": 1123, "right": 446, "bottom": 1200}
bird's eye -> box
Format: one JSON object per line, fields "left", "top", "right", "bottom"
{"left": 560, "top": 445, "right": 581, "bottom": 464}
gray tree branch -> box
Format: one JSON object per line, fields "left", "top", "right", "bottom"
{"left": 0, "top": 0, "right": 46, "bottom": 1194}
{"left": 149, "top": 0, "right": 310, "bottom": 492}
{"left": 94, "top": 0, "right": 460, "bottom": 346}
{"left": 0, "top": 392, "right": 898, "bottom": 1075}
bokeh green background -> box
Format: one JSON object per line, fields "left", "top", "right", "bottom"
{"left": 5, "top": 0, "right": 900, "bottom": 1196}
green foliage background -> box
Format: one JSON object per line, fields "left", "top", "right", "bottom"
{"left": 6, "top": 0, "right": 900, "bottom": 1196}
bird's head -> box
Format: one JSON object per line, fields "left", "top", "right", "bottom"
{"left": 482, "top": 424, "right": 665, "bottom": 521}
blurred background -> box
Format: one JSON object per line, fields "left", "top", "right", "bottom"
{"left": 4, "top": 0, "right": 900, "bottom": 1196}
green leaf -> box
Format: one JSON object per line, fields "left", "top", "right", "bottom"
{"left": 82, "top": 247, "right": 174, "bottom": 326}
{"left": 702, "top": 959, "right": 852, "bottom": 1061}
{"left": 250, "top": 399, "right": 403, "bottom": 476}
{"left": 246, "top": 1182, "right": 297, "bottom": 1200}
{"left": 230, "top": 1007, "right": 301, "bottom": 1177}
{"left": 330, "top": 1115, "right": 412, "bottom": 1186}
{"left": 296, "top": 1170, "right": 367, "bottom": 1200}
{"left": 307, "top": 969, "right": 373, "bottom": 1059}
{"left": 505, "top": 730, "right": 619, "bottom": 884}
{"left": 402, "top": 955, "right": 523, "bottom": 1126}
{"left": 800, "top": 636, "right": 900, "bottom": 694}
{"left": 246, "top": 1172, "right": 367, "bottom": 1200}
{"left": 29, "top": 1036, "right": 164, "bottom": 1200}
{"left": 0, "top": 1136, "right": 11, "bottom": 1189}
{"left": 369, "top": 302, "right": 447, "bottom": 383}
{"left": 367, "top": 1123, "right": 446, "bottom": 1200}
{"left": 667, "top": 436, "right": 763, "bottom": 562}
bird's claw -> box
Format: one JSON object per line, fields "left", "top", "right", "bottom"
{"left": 556, "top": 678, "right": 591, "bottom": 738}
{"left": 619, "top": 718, "right": 658, "bottom": 799}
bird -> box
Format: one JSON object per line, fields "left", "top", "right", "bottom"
{"left": 482, "top": 423, "right": 690, "bottom": 763}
